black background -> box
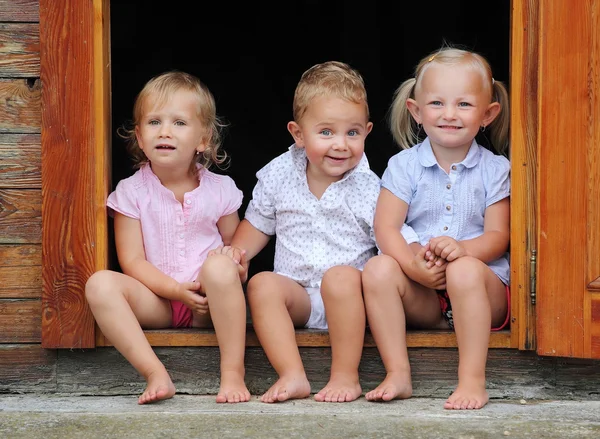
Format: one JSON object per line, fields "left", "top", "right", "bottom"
{"left": 109, "top": 0, "right": 510, "bottom": 275}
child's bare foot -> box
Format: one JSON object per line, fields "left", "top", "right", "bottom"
{"left": 260, "top": 375, "right": 311, "bottom": 403}
{"left": 216, "top": 371, "right": 251, "bottom": 403}
{"left": 444, "top": 384, "right": 489, "bottom": 410}
{"left": 138, "top": 370, "right": 176, "bottom": 405}
{"left": 365, "top": 372, "right": 412, "bottom": 402}
{"left": 314, "top": 374, "right": 362, "bottom": 402}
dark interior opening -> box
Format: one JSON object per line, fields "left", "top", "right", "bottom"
{"left": 109, "top": 0, "right": 511, "bottom": 276}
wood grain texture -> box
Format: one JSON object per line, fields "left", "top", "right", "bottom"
{"left": 0, "top": 0, "right": 39, "bottom": 22}
{"left": 0, "top": 344, "right": 56, "bottom": 392}
{"left": 0, "top": 79, "right": 40, "bottom": 133}
{"left": 509, "top": 0, "right": 539, "bottom": 351}
{"left": 0, "top": 23, "right": 40, "bottom": 77}
{"left": 0, "top": 134, "right": 41, "bottom": 187}
{"left": 537, "top": 0, "right": 598, "bottom": 358}
{"left": 96, "top": 328, "right": 511, "bottom": 349}
{"left": 0, "top": 299, "right": 41, "bottom": 342}
{"left": 40, "top": 0, "right": 97, "bottom": 348}
{"left": 0, "top": 188, "right": 41, "bottom": 243}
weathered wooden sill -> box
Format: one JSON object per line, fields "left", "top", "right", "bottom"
{"left": 96, "top": 328, "right": 511, "bottom": 348}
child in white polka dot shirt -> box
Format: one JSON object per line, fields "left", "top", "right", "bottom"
{"left": 207, "top": 61, "right": 417, "bottom": 404}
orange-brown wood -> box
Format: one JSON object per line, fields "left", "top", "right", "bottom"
{"left": 40, "top": 0, "right": 101, "bottom": 348}
{"left": 537, "top": 0, "right": 600, "bottom": 358}
{"left": 509, "top": 0, "right": 539, "bottom": 350}
{"left": 0, "top": 23, "right": 39, "bottom": 77}
{"left": 96, "top": 328, "right": 511, "bottom": 349}
{"left": 0, "top": 299, "right": 41, "bottom": 342}
{"left": 0, "top": 79, "right": 40, "bottom": 133}
{"left": 0, "top": 134, "right": 41, "bottom": 187}
{"left": 0, "top": 188, "right": 41, "bottom": 244}
{"left": 0, "top": 244, "right": 41, "bottom": 298}
{"left": 0, "top": 0, "right": 39, "bottom": 22}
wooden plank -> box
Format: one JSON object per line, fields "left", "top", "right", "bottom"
{"left": 0, "top": 266, "right": 41, "bottom": 298}
{"left": 0, "top": 243, "right": 41, "bottom": 265}
{"left": 96, "top": 328, "right": 511, "bottom": 349}
{"left": 0, "top": 344, "right": 56, "bottom": 392}
{"left": 0, "top": 299, "right": 41, "bottom": 342}
{"left": 537, "top": 0, "right": 597, "bottom": 358}
{"left": 0, "top": 0, "right": 39, "bottom": 22}
{"left": 40, "top": 0, "right": 101, "bottom": 348}
{"left": 0, "top": 23, "right": 40, "bottom": 77}
{"left": 0, "top": 188, "right": 41, "bottom": 244}
{"left": 0, "top": 134, "right": 41, "bottom": 188}
{"left": 57, "top": 347, "right": 599, "bottom": 400}
{"left": 0, "top": 79, "right": 40, "bottom": 133}
{"left": 509, "top": 0, "right": 538, "bottom": 351}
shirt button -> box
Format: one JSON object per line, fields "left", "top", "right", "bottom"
{"left": 186, "top": 199, "right": 192, "bottom": 205}
{"left": 179, "top": 233, "right": 184, "bottom": 239}
{"left": 451, "top": 165, "right": 457, "bottom": 171}
{"left": 446, "top": 205, "right": 451, "bottom": 211}
{"left": 446, "top": 184, "right": 451, "bottom": 189}
{"left": 179, "top": 250, "right": 184, "bottom": 256}
{"left": 443, "top": 226, "right": 448, "bottom": 231}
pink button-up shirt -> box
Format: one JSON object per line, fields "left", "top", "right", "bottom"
{"left": 107, "top": 164, "right": 243, "bottom": 283}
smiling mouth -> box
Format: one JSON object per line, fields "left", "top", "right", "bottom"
{"left": 155, "top": 145, "right": 176, "bottom": 150}
{"left": 438, "top": 125, "right": 461, "bottom": 130}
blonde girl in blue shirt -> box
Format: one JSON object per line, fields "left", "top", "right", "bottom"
{"left": 362, "top": 46, "right": 510, "bottom": 410}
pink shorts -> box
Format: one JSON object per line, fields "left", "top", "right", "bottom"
{"left": 171, "top": 300, "right": 194, "bottom": 328}
{"left": 436, "top": 284, "right": 511, "bottom": 331}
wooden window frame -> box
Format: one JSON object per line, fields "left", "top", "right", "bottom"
{"left": 40, "top": 0, "right": 537, "bottom": 350}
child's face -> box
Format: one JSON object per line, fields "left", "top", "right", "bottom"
{"left": 136, "top": 89, "right": 207, "bottom": 172}
{"left": 407, "top": 63, "right": 500, "bottom": 154}
{"left": 288, "top": 96, "right": 372, "bottom": 184}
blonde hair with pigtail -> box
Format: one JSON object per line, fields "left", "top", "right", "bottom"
{"left": 389, "top": 46, "right": 510, "bottom": 156}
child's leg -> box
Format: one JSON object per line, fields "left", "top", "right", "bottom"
{"left": 85, "top": 270, "right": 175, "bottom": 405}
{"left": 444, "top": 256, "right": 508, "bottom": 410}
{"left": 315, "top": 266, "right": 364, "bottom": 403}
{"left": 362, "top": 255, "right": 443, "bottom": 402}
{"left": 199, "top": 254, "right": 250, "bottom": 403}
{"left": 247, "top": 272, "right": 312, "bottom": 403}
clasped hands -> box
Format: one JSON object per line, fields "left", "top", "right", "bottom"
{"left": 409, "top": 236, "right": 467, "bottom": 290}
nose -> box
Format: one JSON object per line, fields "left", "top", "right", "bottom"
{"left": 332, "top": 135, "right": 349, "bottom": 150}
{"left": 443, "top": 106, "right": 456, "bottom": 119}
{"left": 158, "top": 123, "right": 172, "bottom": 137}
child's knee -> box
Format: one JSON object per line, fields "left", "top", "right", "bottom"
{"left": 85, "top": 270, "right": 117, "bottom": 303}
{"left": 321, "top": 266, "right": 361, "bottom": 300}
{"left": 246, "top": 272, "right": 280, "bottom": 306}
{"left": 201, "top": 253, "right": 240, "bottom": 284}
{"left": 446, "top": 257, "right": 486, "bottom": 292}
{"left": 363, "top": 255, "right": 400, "bottom": 287}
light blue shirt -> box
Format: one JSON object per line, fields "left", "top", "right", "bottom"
{"left": 383, "top": 137, "right": 511, "bottom": 284}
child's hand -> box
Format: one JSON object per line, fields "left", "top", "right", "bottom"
{"left": 178, "top": 281, "right": 209, "bottom": 315}
{"left": 408, "top": 246, "right": 447, "bottom": 290}
{"left": 207, "top": 246, "right": 248, "bottom": 283}
{"left": 427, "top": 237, "right": 466, "bottom": 262}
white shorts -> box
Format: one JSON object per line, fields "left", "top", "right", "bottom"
{"left": 305, "top": 287, "right": 327, "bottom": 330}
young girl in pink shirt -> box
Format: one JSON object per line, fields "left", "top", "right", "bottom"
{"left": 85, "top": 71, "right": 249, "bottom": 405}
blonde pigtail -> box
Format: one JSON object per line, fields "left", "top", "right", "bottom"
{"left": 389, "top": 78, "right": 418, "bottom": 150}
{"left": 488, "top": 80, "right": 510, "bottom": 156}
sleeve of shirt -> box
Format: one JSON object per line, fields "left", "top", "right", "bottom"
{"left": 484, "top": 154, "right": 511, "bottom": 207}
{"left": 106, "top": 178, "right": 140, "bottom": 220}
{"left": 400, "top": 223, "right": 419, "bottom": 244}
{"left": 218, "top": 175, "right": 244, "bottom": 217}
{"left": 381, "top": 150, "right": 414, "bottom": 205}
{"left": 244, "top": 162, "right": 278, "bottom": 236}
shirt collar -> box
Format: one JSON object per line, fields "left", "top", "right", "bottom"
{"left": 417, "top": 137, "right": 480, "bottom": 169}
{"left": 289, "top": 143, "right": 371, "bottom": 182}
{"left": 141, "top": 162, "right": 204, "bottom": 188}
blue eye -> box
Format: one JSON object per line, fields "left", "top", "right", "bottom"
{"left": 175, "top": 120, "right": 186, "bottom": 126}
{"left": 320, "top": 129, "right": 332, "bottom": 136}
{"left": 149, "top": 120, "right": 159, "bottom": 125}
{"left": 458, "top": 102, "right": 471, "bottom": 107}
{"left": 431, "top": 101, "right": 442, "bottom": 106}
{"left": 348, "top": 130, "right": 358, "bottom": 137}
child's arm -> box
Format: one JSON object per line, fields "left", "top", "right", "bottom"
{"left": 114, "top": 213, "right": 199, "bottom": 301}
{"left": 375, "top": 189, "right": 446, "bottom": 289}
{"left": 216, "top": 211, "right": 241, "bottom": 246}
{"left": 428, "top": 198, "right": 509, "bottom": 263}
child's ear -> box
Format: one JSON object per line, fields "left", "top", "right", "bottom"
{"left": 287, "top": 121, "right": 304, "bottom": 147}
{"left": 406, "top": 98, "right": 421, "bottom": 124}
{"left": 483, "top": 102, "right": 502, "bottom": 126}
